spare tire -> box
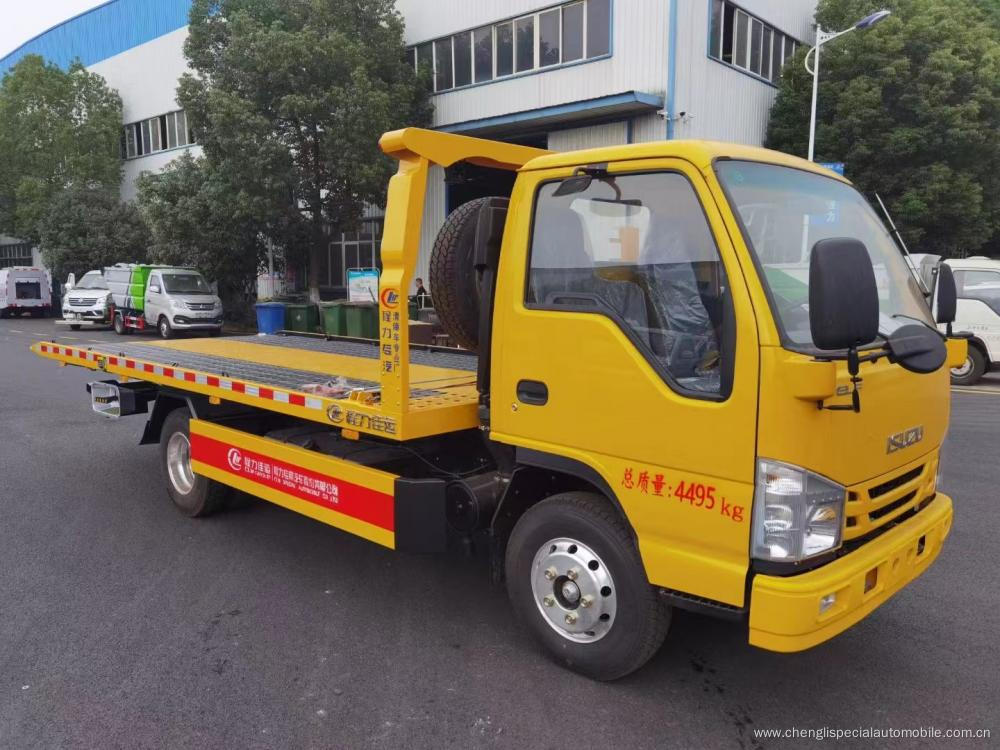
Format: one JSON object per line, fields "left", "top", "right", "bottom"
{"left": 429, "top": 197, "right": 501, "bottom": 351}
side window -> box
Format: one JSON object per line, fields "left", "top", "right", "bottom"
{"left": 955, "top": 269, "right": 1000, "bottom": 316}
{"left": 526, "top": 171, "right": 730, "bottom": 395}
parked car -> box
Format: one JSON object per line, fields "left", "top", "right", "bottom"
{"left": 943, "top": 256, "right": 1000, "bottom": 385}
{"left": 0, "top": 266, "right": 51, "bottom": 318}
{"left": 57, "top": 270, "right": 114, "bottom": 330}
{"left": 105, "top": 264, "right": 223, "bottom": 338}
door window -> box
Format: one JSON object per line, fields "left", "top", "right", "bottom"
{"left": 955, "top": 269, "right": 1000, "bottom": 316}
{"left": 526, "top": 171, "right": 730, "bottom": 395}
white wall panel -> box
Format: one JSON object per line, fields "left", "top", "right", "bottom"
{"left": 548, "top": 121, "right": 627, "bottom": 151}
{"left": 88, "top": 27, "right": 190, "bottom": 123}
{"left": 416, "top": 166, "right": 447, "bottom": 284}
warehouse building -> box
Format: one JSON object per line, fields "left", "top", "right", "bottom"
{"left": 0, "top": 0, "right": 816, "bottom": 293}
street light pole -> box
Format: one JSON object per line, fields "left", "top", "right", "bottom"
{"left": 805, "top": 10, "right": 892, "bottom": 162}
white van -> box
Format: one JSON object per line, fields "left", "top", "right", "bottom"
{"left": 0, "top": 267, "right": 51, "bottom": 318}
{"left": 944, "top": 256, "right": 1000, "bottom": 385}
{"left": 58, "top": 270, "right": 114, "bottom": 329}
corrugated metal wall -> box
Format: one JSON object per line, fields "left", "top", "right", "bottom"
{"left": 396, "top": 0, "right": 668, "bottom": 129}
{"left": 0, "top": 0, "right": 192, "bottom": 75}
{"left": 548, "top": 121, "right": 628, "bottom": 150}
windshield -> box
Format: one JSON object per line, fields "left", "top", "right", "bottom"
{"left": 76, "top": 272, "right": 107, "bottom": 290}
{"left": 715, "top": 161, "right": 931, "bottom": 348}
{"left": 162, "top": 273, "right": 211, "bottom": 294}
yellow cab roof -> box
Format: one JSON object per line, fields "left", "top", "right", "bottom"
{"left": 520, "top": 139, "right": 851, "bottom": 184}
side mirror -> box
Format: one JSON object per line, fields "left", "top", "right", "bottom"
{"left": 149, "top": 284, "right": 160, "bottom": 294}
{"left": 65, "top": 273, "right": 75, "bottom": 291}
{"left": 809, "top": 238, "right": 879, "bottom": 351}
{"left": 935, "top": 262, "right": 957, "bottom": 327}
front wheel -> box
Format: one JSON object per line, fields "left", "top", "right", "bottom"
{"left": 951, "top": 345, "right": 986, "bottom": 386}
{"left": 158, "top": 316, "right": 173, "bottom": 339}
{"left": 69, "top": 324, "right": 81, "bottom": 331}
{"left": 160, "top": 408, "right": 230, "bottom": 517}
{"left": 505, "top": 492, "right": 670, "bottom": 681}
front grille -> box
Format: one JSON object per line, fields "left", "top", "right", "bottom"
{"left": 844, "top": 457, "right": 936, "bottom": 540}
{"left": 68, "top": 297, "right": 98, "bottom": 306}
{"left": 187, "top": 302, "right": 215, "bottom": 311}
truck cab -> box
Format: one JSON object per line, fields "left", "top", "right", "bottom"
{"left": 943, "top": 256, "right": 1000, "bottom": 385}
{"left": 32, "top": 130, "right": 966, "bottom": 680}
{"left": 0, "top": 266, "right": 51, "bottom": 318}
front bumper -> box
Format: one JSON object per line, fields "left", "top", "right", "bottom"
{"left": 57, "top": 313, "right": 111, "bottom": 327}
{"left": 748, "top": 492, "right": 953, "bottom": 652}
{"left": 171, "top": 315, "right": 223, "bottom": 330}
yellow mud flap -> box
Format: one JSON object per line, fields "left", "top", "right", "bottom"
{"left": 189, "top": 420, "right": 397, "bottom": 549}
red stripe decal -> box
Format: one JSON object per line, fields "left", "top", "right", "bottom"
{"left": 125, "top": 359, "right": 135, "bottom": 369}
{"left": 232, "top": 382, "right": 245, "bottom": 393}
{"left": 77, "top": 350, "right": 87, "bottom": 360}
{"left": 207, "top": 376, "right": 220, "bottom": 387}
{"left": 109, "top": 356, "right": 118, "bottom": 366}
{"left": 163, "top": 367, "right": 174, "bottom": 378}
{"left": 184, "top": 371, "right": 196, "bottom": 382}
{"left": 190, "top": 433, "right": 394, "bottom": 531}
{"left": 289, "top": 393, "right": 305, "bottom": 407}
{"left": 41, "top": 344, "right": 48, "bottom": 353}
{"left": 259, "top": 387, "right": 274, "bottom": 400}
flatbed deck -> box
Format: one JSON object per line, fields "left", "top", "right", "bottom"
{"left": 32, "top": 333, "right": 480, "bottom": 440}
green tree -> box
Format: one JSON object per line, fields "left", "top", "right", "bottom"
{"left": 39, "top": 184, "right": 149, "bottom": 280}
{"left": 178, "top": 0, "right": 432, "bottom": 301}
{"left": 136, "top": 152, "right": 266, "bottom": 319}
{"left": 0, "top": 55, "right": 123, "bottom": 243}
{"left": 766, "top": 0, "right": 1000, "bottom": 257}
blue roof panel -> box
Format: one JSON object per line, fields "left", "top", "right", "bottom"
{"left": 1, "top": 0, "right": 193, "bottom": 76}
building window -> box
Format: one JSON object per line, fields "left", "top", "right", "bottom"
{"left": 121, "top": 109, "right": 195, "bottom": 160}
{"left": 709, "top": 0, "right": 800, "bottom": 83}
{"left": 407, "top": 0, "right": 612, "bottom": 93}
{"left": 0, "top": 243, "right": 33, "bottom": 270}
{"left": 326, "top": 219, "right": 384, "bottom": 288}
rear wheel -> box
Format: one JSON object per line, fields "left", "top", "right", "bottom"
{"left": 113, "top": 312, "right": 128, "bottom": 335}
{"left": 159, "top": 408, "right": 230, "bottom": 517}
{"left": 951, "top": 345, "right": 986, "bottom": 386}
{"left": 158, "top": 316, "right": 173, "bottom": 339}
{"left": 505, "top": 492, "right": 670, "bottom": 680}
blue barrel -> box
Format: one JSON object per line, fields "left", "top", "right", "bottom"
{"left": 255, "top": 302, "right": 285, "bottom": 334}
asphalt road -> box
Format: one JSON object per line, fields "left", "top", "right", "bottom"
{"left": 1, "top": 317, "right": 996, "bottom": 750}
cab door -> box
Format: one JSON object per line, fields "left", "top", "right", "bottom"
{"left": 490, "top": 158, "right": 760, "bottom": 606}
{"left": 145, "top": 272, "right": 164, "bottom": 324}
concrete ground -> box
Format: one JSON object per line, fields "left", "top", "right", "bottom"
{"left": 0, "top": 316, "right": 996, "bottom": 749}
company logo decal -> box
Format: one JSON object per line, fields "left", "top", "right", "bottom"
{"left": 887, "top": 426, "right": 924, "bottom": 454}
{"left": 227, "top": 447, "right": 243, "bottom": 471}
{"left": 380, "top": 288, "right": 399, "bottom": 308}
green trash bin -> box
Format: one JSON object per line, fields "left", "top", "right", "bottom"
{"left": 321, "top": 301, "right": 348, "bottom": 336}
{"left": 344, "top": 302, "right": 378, "bottom": 339}
{"left": 284, "top": 303, "right": 319, "bottom": 332}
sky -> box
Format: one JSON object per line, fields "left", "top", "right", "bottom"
{"left": 0, "top": 0, "right": 107, "bottom": 59}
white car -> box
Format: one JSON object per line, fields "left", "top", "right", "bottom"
{"left": 58, "top": 270, "right": 114, "bottom": 329}
{"left": 944, "top": 256, "right": 1000, "bottom": 385}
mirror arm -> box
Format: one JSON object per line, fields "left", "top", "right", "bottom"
{"left": 815, "top": 344, "right": 892, "bottom": 413}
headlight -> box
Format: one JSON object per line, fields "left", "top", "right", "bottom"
{"left": 751, "top": 459, "right": 846, "bottom": 563}
{"left": 170, "top": 298, "right": 184, "bottom": 309}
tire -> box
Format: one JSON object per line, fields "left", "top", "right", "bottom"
{"left": 159, "top": 408, "right": 230, "bottom": 517}
{"left": 69, "top": 324, "right": 81, "bottom": 331}
{"left": 158, "top": 316, "right": 173, "bottom": 339}
{"left": 951, "top": 344, "right": 986, "bottom": 386}
{"left": 429, "top": 196, "right": 501, "bottom": 351}
{"left": 113, "top": 312, "right": 129, "bottom": 335}
{"left": 505, "top": 492, "right": 670, "bottom": 681}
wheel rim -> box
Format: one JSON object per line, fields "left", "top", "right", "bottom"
{"left": 166, "top": 432, "right": 195, "bottom": 495}
{"left": 951, "top": 356, "right": 973, "bottom": 378}
{"left": 530, "top": 537, "right": 617, "bottom": 643}
{"left": 160, "top": 320, "right": 168, "bottom": 336}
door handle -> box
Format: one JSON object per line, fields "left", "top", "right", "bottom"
{"left": 516, "top": 379, "right": 548, "bottom": 406}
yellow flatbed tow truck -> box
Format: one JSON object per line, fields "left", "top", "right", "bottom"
{"left": 33, "top": 128, "right": 968, "bottom": 679}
